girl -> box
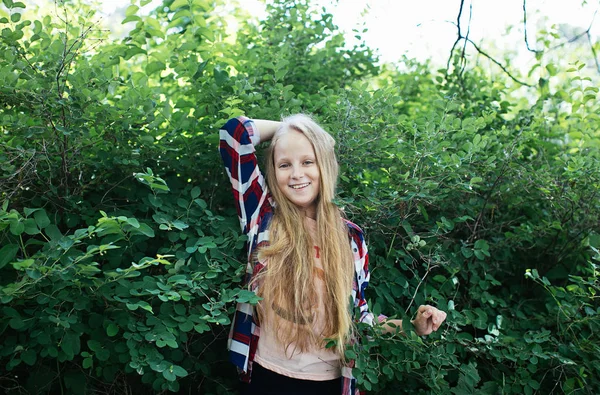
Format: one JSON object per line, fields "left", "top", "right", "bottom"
{"left": 219, "top": 115, "right": 446, "bottom": 395}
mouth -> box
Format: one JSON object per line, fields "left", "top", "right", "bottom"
{"left": 289, "top": 182, "right": 311, "bottom": 190}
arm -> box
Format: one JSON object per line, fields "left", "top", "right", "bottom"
{"left": 380, "top": 305, "right": 447, "bottom": 336}
{"left": 252, "top": 119, "right": 280, "bottom": 143}
{"left": 349, "top": 223, "right": 447, "bottom": 335}
{"left": 219, "top": 117, "right": 270, "bottom": 236}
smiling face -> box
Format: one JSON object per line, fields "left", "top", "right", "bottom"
{"left": 273, "top": 129, "right": 321, "bottom": 218}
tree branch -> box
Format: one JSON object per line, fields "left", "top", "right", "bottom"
{"left": 459, "top": 0, "right": 473, "bottom": 76}
{"left": 446, "top": 0, "right": 465, "bottom": 71}
{"left": 523, "top": 0, "right": 543, "bottom": 54}
{"left": 588, "top": 31, "right": 600, "bottom": 73}
{"left": 466, "top": 38, "right": 535, "bottom": 87}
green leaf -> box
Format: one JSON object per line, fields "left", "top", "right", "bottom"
{"left": 82, "top": 357, "right": 93, "bottom": 369}
{"left": 106, "top": 323, "right": 119, "bottom": 337}
{"left": 12, "top": 258, "right": 34, "bottom": 270}
{"left": 10, "top": 12, "right": 20, "bottom": 22}
{"left": 470, "top": 176, "right": 483, "bottom": 185}
{"left": 545, "top": 63, "right": 558, "bottom": 76}
{"left": 45, "top": 225, "right": 62, "bottom": 240}
{"left": 194, "top": 198, "right": 207, "bottom": 209}
{"left": 21, "top": 349, "right": 37, "bottom": 366}
{"left": 23, "top": 207, "right": 39, "bottom": 216}
{"left": 146, "top": 61, "right": 165, "bottom": 76}
{"left": 214, "top": 69, "right": 228, "bottom": 85}
{"left": 194, "top": 322, "right": 210, "bottom": 333}
{"left": 474, "top": 239, "right": 489, "bottom": 251}
{"left": 190, "top": 186, "right": 201, "bottom": 198}
{"left": 179, "top": 320, "right": 194, "bottom": 332}
{"left": 162, "top": 369, "right": 176, "bottom": 381}
{"left": 9, "top": 316, "right": 25, "bottom": 330}
{"left": 125, "top": 5, "right": 139, "bottom": 16}
{"left": 177, "top": 198, "right": 188, "bottom": 208}
{"left": 122, "top": 15, "right": 141, "bottom": 24}
{"left": 123, "top": 45, "right": 146, "bottom": 59}
{"left": 87, "top": 340, "right": 102, "bottom": 352}
{"left": 166, "top": 339, "right": 178, "bottom": 348}
{"left": 34, "top": 209, "right": 51, "bottom": 228}
{"left": 61, "top": 332, "right": 81, "bottom": 359}
{"left": 0, "top": 244, "right": 19, "bottom": 269}
{"left": 23, "top": 218, "right": 40, "bottom": 235}
{"left": 173, "top": 304, "right": 186, "bottom": 315}
{"left": 137, "top": 223, "right": 155, "bottom": 237}
{"left": 83, "top": 349, "right": 101, "bottom": 364}
{"left": 170, "top": 0, "right": 189, "bottom": 10}
{"left": 9, "top": 220, "right": 24, "bottom": 235}
{"left": 172, "top": 365, "right": 188, "bottom": 377}
{"left": 126, "top": 218, "right": 140, "bottom": 228}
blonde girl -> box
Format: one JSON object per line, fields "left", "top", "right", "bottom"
{"left": 219, "top": 115, "right": 446, "bottom": 395}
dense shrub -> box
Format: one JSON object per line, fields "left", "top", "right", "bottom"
{"left": 1, "top": 0, "right": 599, "bottom": 393}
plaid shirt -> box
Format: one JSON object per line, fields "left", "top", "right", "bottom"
{"left": 219, "top": 117, "right": 376, "bottom": 395}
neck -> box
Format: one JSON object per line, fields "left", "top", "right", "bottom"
{"left": 301, "top": 207, "right": 317, "bottom": 221}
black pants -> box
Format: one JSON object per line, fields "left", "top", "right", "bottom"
{"left": 240, "top": 363, "right": 341, "bottom": 395}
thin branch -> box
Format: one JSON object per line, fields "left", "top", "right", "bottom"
{"left": 405, "top": 260, "right": 437, "bottom": 314}
{"left": 588, "top": 32, "right": 600, "bottom": 73}
{"left": 446, "top": 0, "right": 465, "bottom": 71}
{"left": 586, "top": 9, "right": 600, "bottom": 73}
{"left": 546, "top": 8, "right": 599, "bottom": 75}
{"left": 548, "top": 9, "right": 597, "bottom": 51}
{"left": 466, "top": 38, "right": 535, "bottom": 87}
{"left": 523, "top": 0, "right": 543, "bottom": 53}
{"left": 459, "top": 0, "right": 473, "bottom": 76}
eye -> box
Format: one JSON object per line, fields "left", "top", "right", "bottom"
{"left": 303, "top": 160, "right": 314, "bottom": 166}
{"left": 278, "top": 163, "right": 290, "bottom": 169}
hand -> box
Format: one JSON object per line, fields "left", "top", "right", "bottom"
{"left": 411, "top": 305, "right": 447, "bottom": 336}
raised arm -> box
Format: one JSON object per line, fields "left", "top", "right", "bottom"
{"left": 219, "top": 117, "right": 274, "bottom": 236}
{"left": 252, "top": 119, "right": 280, "bottom": 143}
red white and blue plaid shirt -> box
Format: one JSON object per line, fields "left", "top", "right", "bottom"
{"left": 219, "top": 117, "right": 376, "bottom": 395}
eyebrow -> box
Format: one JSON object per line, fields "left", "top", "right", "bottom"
{"left": 275, "top": 155, "right": 315, "bottom": 163}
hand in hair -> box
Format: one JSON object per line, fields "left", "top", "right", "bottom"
{"left": 253, "top": 119, "right": 281, "bottom": 144}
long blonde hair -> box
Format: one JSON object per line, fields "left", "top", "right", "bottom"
{"left": 254, "top": 114, "right": 355, "bottom": 359}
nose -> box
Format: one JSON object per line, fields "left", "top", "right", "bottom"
{"left": 291, "top": 165, "right": 303, "bottom": 179}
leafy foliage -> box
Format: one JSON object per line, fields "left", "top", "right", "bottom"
{"left": 1, "top": 0, "right": 599, "bottom": 394}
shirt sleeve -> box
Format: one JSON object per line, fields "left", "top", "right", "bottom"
{"left": 351, "top": 225, "right": 387, "bottom": 326}
{"left": 219, "top": 117, "right": 269, "bottom": 237}
{"left": 354, "top": 233, "right": 374, "bottom": 325}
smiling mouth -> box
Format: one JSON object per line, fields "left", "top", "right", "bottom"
{"left": 289, "top": 182, "right": 310, "bottom": 190}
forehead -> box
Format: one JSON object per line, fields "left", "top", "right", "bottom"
{"left": 274, "top": 130, "right": 315, "bottom": 160}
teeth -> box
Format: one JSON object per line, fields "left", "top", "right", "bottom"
{"left": 290, "top": 183, "right": 310, "bottom": 189}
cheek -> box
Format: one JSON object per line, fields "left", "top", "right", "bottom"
{"left": 312, "top": 169, "right": 321, "bottom": 183}
{"left": 275, "top": 169, "right": 286, "bottom": 186}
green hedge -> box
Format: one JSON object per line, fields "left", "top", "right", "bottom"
{"left": 1, "top": 0, "right": 599, "bottom": 393}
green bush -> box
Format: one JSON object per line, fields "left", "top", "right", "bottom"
{"left": 1, "top": 0, "right": 599, "bottom": 393}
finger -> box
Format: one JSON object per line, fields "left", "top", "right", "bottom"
{"left": 432, "top": 310, "right": 443, "bottom": 325}
{"left": 419, "top": 305, "right": 433, "bottom": 318}
{"left": 435, "top": 311, "right": 448, "bottom": 331}
{"left": 426, "top": 319, "right": 433, "bottom": 335}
